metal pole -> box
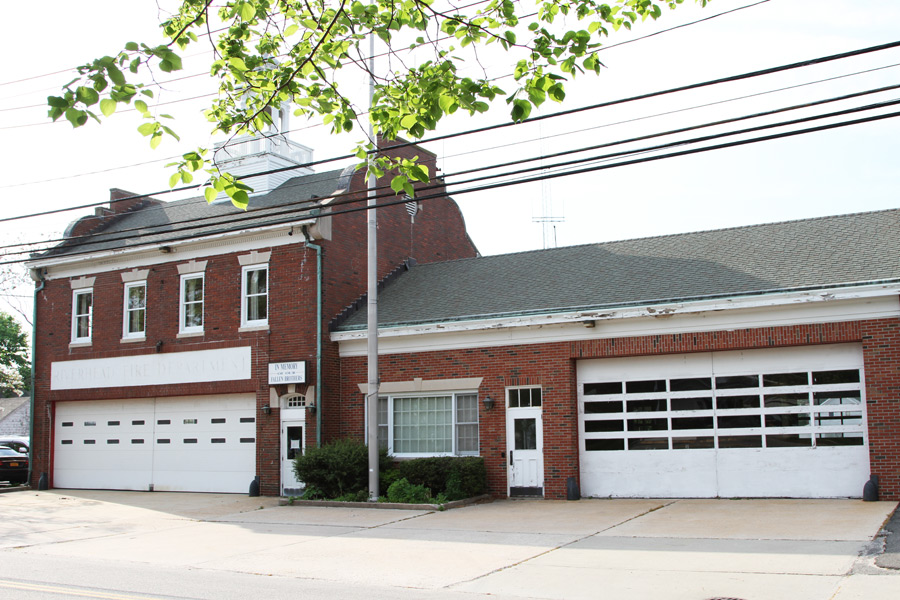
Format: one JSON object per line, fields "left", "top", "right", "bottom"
{"left": 366, "top": 31, "right": 380, "bottom": 501}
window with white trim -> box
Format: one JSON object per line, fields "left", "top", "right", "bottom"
{"left": 241, "top": 265, "right": 268, "bottom": 327}
{"left": 180, "top": 274, "right": 204, "bottom": 333}
{"left": 72, "top": 289, "right": 93, "bottom": 342}
{"left": 123, "top": 281, "right": 146, "bottom": 338}
{"left": 376, "top": 393, "right": 479, "bottom": 457}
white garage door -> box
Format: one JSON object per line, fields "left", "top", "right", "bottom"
{"left": 54, "top": 394, "right": 256, "bottom": 493}
{"left": 577, "top": 344, "right": 869, "bottom": 498}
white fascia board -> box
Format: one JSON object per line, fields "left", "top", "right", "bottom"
{"left": 333, "top": 284, "right": 900, "bottom": 357}
{"left": 28, "top": 218, "right": 315, "bottom": 280}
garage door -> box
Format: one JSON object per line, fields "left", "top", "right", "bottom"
{"left": 54, "top": 394, "right": 256, "bottom": 493}
{"left": 577, "top": 344, "right": 868, "bottom": 498}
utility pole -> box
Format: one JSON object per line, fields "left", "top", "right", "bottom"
{"left": 366, "top": 31, "right": 380, "bottom": 501}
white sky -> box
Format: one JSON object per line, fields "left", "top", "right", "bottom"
{"left": 0, "top": 0, "right": 898, "bottom": 321}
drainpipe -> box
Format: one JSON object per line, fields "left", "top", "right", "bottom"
{"left": 27, "top": 268, "right": 45, "bottom": 487}
{"left": 301, "top": 226, "right": 323, "bottom": 447}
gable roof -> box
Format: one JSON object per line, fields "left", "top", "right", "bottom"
{"left": 335, "top": 208, "right": 900, "bottom": 330}
{"left": 40, "top": 169, "right": 348, "bottom": 259}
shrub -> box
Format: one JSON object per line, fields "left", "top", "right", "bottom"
{"left": 293, "top": 439, "right": 391, "bottom": 499}
{"left": 397, "top": 456, "right": 486, "bottom": 501}
{"left": 386, "top": 478, "right": 432, "bottom": 504}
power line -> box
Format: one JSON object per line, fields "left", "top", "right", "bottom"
{"left": 4, "top": 36, "right": 899, "bottom": 227}
{"left": 10, "top": 107, "right": 900, "bottom": 269}
{"left": 9, "top": 96, "right": 900, "bottom": 262}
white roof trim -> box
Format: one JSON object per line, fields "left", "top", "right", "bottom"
{"left": 357, "top": 377, "right": 484, "bottom": 395}
{"left": 333, "top": 282, "right": 900, "bottom": 343}
{"left": 26, "top": 218, "right": 316, "bottom": 271}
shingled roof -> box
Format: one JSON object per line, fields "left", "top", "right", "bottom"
{"left": 40, "top": 169, "right": 348, "bottom": 259}
{"left": 335, "top": 208, "right": 900, "bottom": 330}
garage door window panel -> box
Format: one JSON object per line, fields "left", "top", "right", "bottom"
{"left": 581, "top": 364, "right": 865, "bottom": 453}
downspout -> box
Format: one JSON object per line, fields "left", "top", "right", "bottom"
{"left": 28, "top": 268, "right": 45, "bottom": 487}
{"left": 301, "top": 226, "right": 323, "bottom": 447}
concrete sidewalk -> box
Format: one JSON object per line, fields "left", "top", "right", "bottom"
{"left": 1, "top": 490, "right": 898, "bottom": 600}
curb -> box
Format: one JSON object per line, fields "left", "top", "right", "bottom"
{"left": 0, "top": 484, "right": 30, "bottom": 494}
{"left": 278, "top": 494, "right": 493, "bottom": 510}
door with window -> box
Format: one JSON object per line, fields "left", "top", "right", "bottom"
{"left": 281, "top": 421, "right": 305, "bottom": 496}
{"left": 506, "top": 387, "right": 544, "bottom": 497}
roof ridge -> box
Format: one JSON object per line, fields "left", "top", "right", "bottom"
{"left": 421, "top": 206, "right": 900, "bottom": 266}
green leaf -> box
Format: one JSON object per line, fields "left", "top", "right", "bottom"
{"left": 400, "top": 114, "right": 418, "bottom": 129}
{"left": 169, "top": 172, "right": 181, "bottom": 188}
{"left": 47, "top": 96, "right": 69, "bottom": 109}
{"left": 125, "top": 42, "right": 139, "bottom": 51}
{"left": 107, "top": 64, "right": 126, "bottom": 86}
{"left": 230, "top": 190, "right": 249, "bottom": 210}
{"left": 75, "top": 86, "right": 100, "bottom": 106}
{"left": 391, "top": 175, "right": 407, "bottom": 194}
{"left": 99, "top": 99, "right": 117, "bottom": 117}
{"left": 137, "top": 122, "right": 157, "bottom": 136}
{"left": 134, "top": 100, "right": 149, "bottom": 115}
{"left": 504, "top": 31, "right": 516, "bottom": 45}
{"left": 240, "top": 2, "right": 255, "bottom": 21}
{"left": 149, "top": 132, "right": 163, "bottom": 149}
{"left": 511, "top": 98, "right": 531, "bottom": 122}
{"left": 204, "top": 187, "right": 218, "bottom": 203}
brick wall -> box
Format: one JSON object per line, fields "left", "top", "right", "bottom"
{"left": 336, "top": 319, "right": 900, "bottom": 500}
{"left": 31, "top": 144, "right": 478, "bottom": 495}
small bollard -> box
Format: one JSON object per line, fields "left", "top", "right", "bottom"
{"left": 566, "top": 476, "right": 580, "bottom": 501}
{"left": 249, "top": 476, "right": 260, "bottom": 497}
{"left": 38, "top": 472, "right": 49, "bottom": 491}
{"left": 863, "top": 475, "right": 879, "bottom": 502}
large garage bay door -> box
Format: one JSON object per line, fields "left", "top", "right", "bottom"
{"left": 577, "top": 344, "right": 868, "bottom": 498}
{"left": 54, "top": 395, "right": 256, "bottom": 493}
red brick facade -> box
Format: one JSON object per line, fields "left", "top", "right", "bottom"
{"left": 30, "top": 143, "right": 478, "bottom": 495}
{"left": 336, "top": 318, "right": 900, "bottom": 501}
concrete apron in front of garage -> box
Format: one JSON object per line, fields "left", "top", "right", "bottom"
{"left": 1, "top": 491, "right": 898, "bottom": 600}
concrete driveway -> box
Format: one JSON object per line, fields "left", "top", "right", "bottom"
{"left": 0, "top": 490, "right": 898, "bottom": 600}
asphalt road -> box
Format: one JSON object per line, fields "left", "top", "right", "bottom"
{"left": 1, "top": 490, "right": 899, "bottom": 600}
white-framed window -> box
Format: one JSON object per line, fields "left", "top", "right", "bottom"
{"left": 71, "top": 288, "right": 93, "bottom": 343}
{"left": 179, "top": 273, "right": 204, "bottom": 334}
{"left": 241, "top": 265, "right": 268, "bottom": 327}
{"left": 376, "top": 392, "right": 479, "bottom": 457}
{"left": 123, "top": 281, "right": 146, "bottom": 338}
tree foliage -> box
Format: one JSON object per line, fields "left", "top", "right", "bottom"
{"left": 0, "top": 312, "right": 29, "bottom": 397}
{"left": 48, "top": 0, "right": 709, "bottom": 207}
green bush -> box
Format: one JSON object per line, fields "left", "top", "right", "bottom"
{"left": 293, "top": 439, "right": 391, "bottom": 499}
{"left": 386, "top": 478, "right": 432, "bottom": 504}
{"left": 397, "top": 456, "right": 486, "bottom": 501}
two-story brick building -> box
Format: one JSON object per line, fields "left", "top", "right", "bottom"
{"left": 27, "top": 131, "right": 478, "bottom": 495}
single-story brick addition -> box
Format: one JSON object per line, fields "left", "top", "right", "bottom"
{"left": 330, "top": 209, "right": 900, "bottom": 500}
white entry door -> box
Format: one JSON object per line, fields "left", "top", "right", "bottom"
{"left": 281, "top": 420, "right": 305, "bottom": 496}
{"left": 506, "top": 387, "right": 544, "bottom": 497}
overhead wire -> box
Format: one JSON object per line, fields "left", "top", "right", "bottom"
{"left": 8, "top": 106, "right": 900, "bottom": 269}
{"left": 3, "top": 36, "right": 899, "bottom": 228}
{"left": 7, "top": 92, "right": 900, "bottom": 261}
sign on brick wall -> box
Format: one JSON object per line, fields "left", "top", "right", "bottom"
{"left": 268, "top": 361, "right": 307, "bottom": 384}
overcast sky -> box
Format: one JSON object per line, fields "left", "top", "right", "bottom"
{"left": 1, "top": 0, "right": 898, "bottom": 285}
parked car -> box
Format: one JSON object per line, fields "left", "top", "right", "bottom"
{"left": 0, "top": 437, "right": 28, "bottom": 454}
{"left": 0, "top": 446, "right": 28, "bottom": 484}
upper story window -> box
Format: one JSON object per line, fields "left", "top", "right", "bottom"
{"left": 123, "top": 281, "right": 147, "bottom": 339}
{"left": 238, "top": 251, "right": 271, "bottom": 330}
{"left": 176, "top": 260, "right": 207, "bottom": 336}
{"left": 180, "top": 274, "right": 204, "bottom": 334}
{"left": 242, "top": 265, "right": 268, "bottom": 327}
{"left": 72, "top": 288, "right": 93, "bottom": 343}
